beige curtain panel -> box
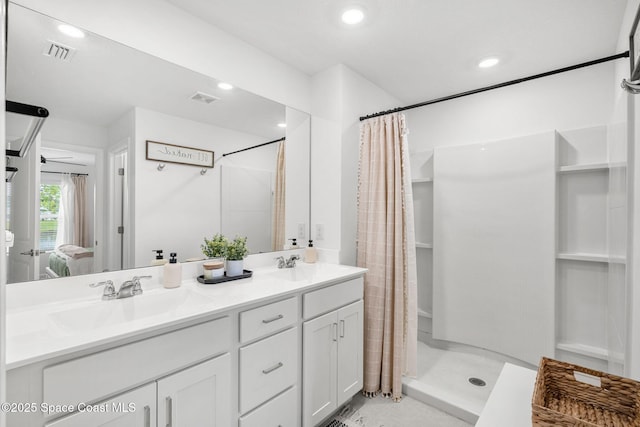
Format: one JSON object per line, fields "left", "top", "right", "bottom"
{"left": 272, "top": 141, "right": 286, "bottom": 251}
{"left": 357, "top": 113, "right": 418, "bottom": 402}
{"left": 72, "top": 175, "right": 88, "bottom": 248}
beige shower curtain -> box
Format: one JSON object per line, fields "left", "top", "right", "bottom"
{"left": 357, "top": 113, "right": 417, "bottom": 401}
{"left": 271, "top": 141, "right": 286, "bottom": 251}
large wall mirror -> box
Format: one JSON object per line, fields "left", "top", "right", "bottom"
{"left": 5, "top": 3, "right": 311, "bottom": 284}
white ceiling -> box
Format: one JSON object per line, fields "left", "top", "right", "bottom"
{"left": 166, "top": 0, "right": 629, "bottom": 104}
{"left": 6, "top": 3, "right": 287, "bottom": 141}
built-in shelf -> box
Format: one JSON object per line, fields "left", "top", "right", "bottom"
{"left": 418, "top": 309, "right": 432, "bottom": 319}
{"left": 557, "top": 162, "right": 627, "bottom": 174}
{"left": 556, "top": 342, "right": 623, "bottom": 363}
{"left": 416, "top": 242, "right": 433, "bottom": 249}
{"left": 412, "top": 177, "right": 433, "bottom": 183}
{"left": 556, "top": 252, "right": 626, "bottom": 264}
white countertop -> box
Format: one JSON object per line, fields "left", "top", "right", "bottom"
{"left": 6, "top": 262, "right": 366, "bottom": 370}
{"left": 475, "top": 363, "right": 537, "bottom": 427}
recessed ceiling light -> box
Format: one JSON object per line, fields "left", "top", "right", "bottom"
{"left": 277, "top": 123, "right": 287, "bottom": 128}
{"left": 57, "top": 24, "right": 85, "bottom": 38}
{"left": 217, "top": 82, "right": 233, "bottom": 90}
{"left": 341, "top": 8, "right": 364, "bottom": 25}
{"left": 478, "top": 57, "right": 500, "bottom": 68}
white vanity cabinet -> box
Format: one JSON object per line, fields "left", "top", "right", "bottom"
{"left": 8, "top": 317, "right": 232, "bottom": 427}
{"left": 238, "top": 297, "right": 299, "bottom": 425}
{"left": 44, "top": 355, "right": 231, "bottom": 427}
{"left": 157, "top": 354, "right": 231, "bottom": 427}
{"left": 45, "top": 383, "right": 157, "bottom": 427}
{"left": 302, "top": 278, "right": 364, "bottom": 427}
{"left": 6, "top": 265, "right": 367, "bottom": 427}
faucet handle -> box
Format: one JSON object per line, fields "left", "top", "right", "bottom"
{"left": 132, "top": 275, "right": 151, "bottom": 295}
{"left": 90, "top": 280, "right": 116, "bottom": 300}
{"left": 286, "top": 254, "right": 300, "bottom": 267}
{"left": 274, "top": 256, "right": 285, "bottom": 268}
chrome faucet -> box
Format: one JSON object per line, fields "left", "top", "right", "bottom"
{"left": 90, "top": 275, "right": 151, "bottom": 300}
{"left": 90, "top": 280, "right": 117, "bottom": 300}
{"left": 285, "top": 255, "right": 300, "bottom": 268}
{"left": 116, "top": 275, "right": 151, "bottom": 299}
{"left": 275, "top": 255, "right": 300, "bottom": 268}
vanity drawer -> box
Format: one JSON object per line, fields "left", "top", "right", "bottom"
{"left": 43, "top": 317, "right": 230, "bottom": 411}
{"left": 303, "top": 277, "right": 363, "bottom": 319}
{"left": 240, "top": 297, "right": 298, "bottom": 343}
{"left": 239, "top": 327, "right": 298, "bottom": 413}
{"left": 239, "top": 386, "right": 297, "bottom": 427}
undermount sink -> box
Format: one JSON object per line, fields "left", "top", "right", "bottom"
{"left": 269, "top": 263, "right": 322, "bottom": 282}
{"left": 48, "top": 288, "right": 214, "bottom": 333}
{"left": 269, "top": 262, "right": 354, "bottom": 283}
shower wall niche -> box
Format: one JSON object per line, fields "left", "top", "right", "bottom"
{"left": 555, "top": 125, "right": 627, "bottom": 373}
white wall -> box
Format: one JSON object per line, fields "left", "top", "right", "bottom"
{"left": 311, "top": 66, "right": 342, "bottom": 261}
{"left": 0, "top": 1, "right": 7, "bottom": 422}
{"left": 39, "top": 117, "right": 109, "bottom": 149}
{"left": 405, "top": 62, "right": 616, "bottom": 151}
{"left": 133, "top": 107, "right": 270, "bottom": 265}
{"left": 311, "top": 64, "right": 400, "bottom": 264}
{"left": 12, "top": 0, "right": 311, "bottom": 113}
{"left": 623, "top": 0, "right": 640, "bottom": 380}
{"left": 285, "top": 107, "right": 311, "bottom": 244}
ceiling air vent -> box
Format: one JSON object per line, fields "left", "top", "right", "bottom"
{"left": 42, "top": 40, "right": 76, "bottom": 61}
{"left": 190, "top": 91, "right": 220, "bottom": 104}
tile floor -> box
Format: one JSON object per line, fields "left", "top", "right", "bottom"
{"left": 328, "top": 340, "right": 519, "bottom": 426}
{"left": 349, "top": 393, "right": 472, "bottom": 427}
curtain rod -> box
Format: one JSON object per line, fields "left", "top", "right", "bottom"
{"left": 41, "top": 171, "right": 88, "bottom": 176}
{"left": 359, "top": 51, "right": 630, "bottom": 121}
{"left": 223, "top": 137, "right": 285, "bottom": 157}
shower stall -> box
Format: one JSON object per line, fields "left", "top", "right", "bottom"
{"left": 403, "top": 124, "right": 628, "bottom": 424}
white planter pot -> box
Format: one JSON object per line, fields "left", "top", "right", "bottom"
{"left": 226, "top": 259, "right": 244, "bottom": 277}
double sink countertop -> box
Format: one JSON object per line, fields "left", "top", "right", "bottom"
{"left": 6, "top": 262, "right": 367, "bottom": 370}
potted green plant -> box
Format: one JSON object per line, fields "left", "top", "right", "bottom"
{"left": 201, "top": 233, "right": 228, "bottom": 260}
{"left": 226, "top": 236, "right": 248, "bottom": 277}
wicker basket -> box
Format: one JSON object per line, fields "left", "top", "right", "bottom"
{"left": 532, "top": 357, "right": 640, "bottom": 426}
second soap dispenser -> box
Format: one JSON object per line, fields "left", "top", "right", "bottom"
{"left": 163, "top": 252, "right": 182, "bottom": 288}
{"left": 305, "top": 240, "right": 317, "bottom": 263}
{"left": 150, "top": 249, "right": 168, "bottom": 266}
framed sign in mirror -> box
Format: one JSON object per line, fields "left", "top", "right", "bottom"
{"left": 146, "top": 140, "right": 214, "bottom": 168}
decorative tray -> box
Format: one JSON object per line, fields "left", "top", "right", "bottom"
{"left": 196, "top": 270, "right": 253, "bottom": 285}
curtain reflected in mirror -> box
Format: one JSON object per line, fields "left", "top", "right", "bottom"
{"left": 272, "top": 141, "right": 286, "bottom": 252}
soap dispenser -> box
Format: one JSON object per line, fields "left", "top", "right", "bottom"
{"left": 151, "top": 249, "right": 168, "bottom": 266}
{"left": 305, "top": 240, "right": 317, "bottom": 263}
{"left": 289, "top": 238, "right": 298, "bottom": 249}
{"left": 163, "top": 252, "right": 182, "bottom": 288}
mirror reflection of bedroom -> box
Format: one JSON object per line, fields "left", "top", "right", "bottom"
{"left": 5, "top": 122, "right": 97, "bottom": 283}
{"left": 39, "top": 146, "right": 96, "bottom": 280}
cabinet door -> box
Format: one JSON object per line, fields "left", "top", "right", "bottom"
{"left": 337, "top": 300, "right": 364, "bottom": 407}
{"left": 303, "top": 310, "right": 338, "bottom": 427}
{"left": 45, "top": 383, "right": 156, "bottom": 427}
{"left": 157, "top": 354, "right": 231, "bottom": 427}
